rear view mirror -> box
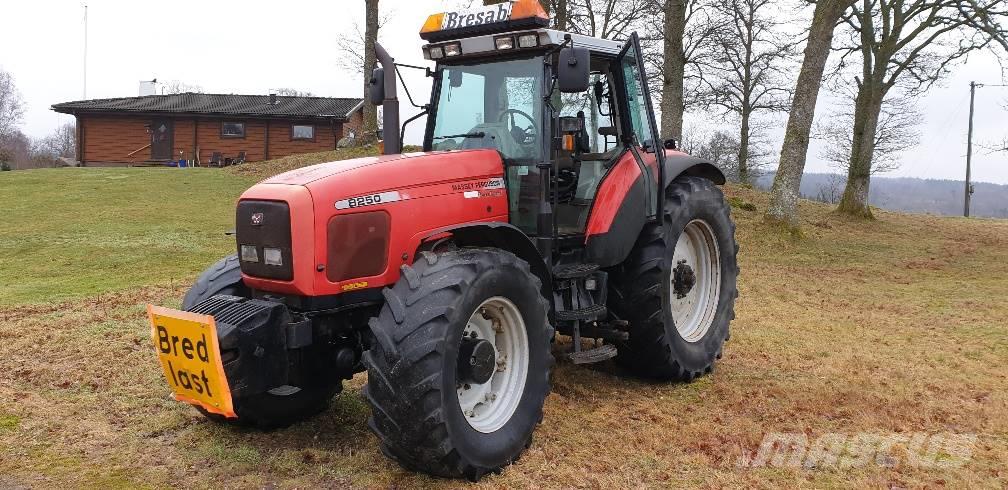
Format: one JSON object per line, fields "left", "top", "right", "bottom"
{"left": 558, "top": 47, "right": 590, "bottom": 93}
{"left": 449, "top": 69, "right": 463, "bottom": 88}
{"left": 368, "top": 67, "right": 384, "bottom": 105}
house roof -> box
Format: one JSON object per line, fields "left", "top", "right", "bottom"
{"left": 51, "top": 93, "right": 363, "bottom": 120}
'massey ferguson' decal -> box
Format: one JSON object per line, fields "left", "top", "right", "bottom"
{"left": 451, "top": 177, "right": 504, "bottom": 192}
{"left": 335, "top": 191, "right": 401, "bottom": 210}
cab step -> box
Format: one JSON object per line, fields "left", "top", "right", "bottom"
{"left": 569, "top": 344, "right": 618, "bottom": 364}
{"left": 555, "top": 304, "right": 607, "bottom": 322}
{"left": 552, "top": 262, "right": 600, "bottom": 279}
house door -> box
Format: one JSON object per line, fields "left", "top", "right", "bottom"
{"left": 150, "top": 119, "right": 174, "bottom": 160}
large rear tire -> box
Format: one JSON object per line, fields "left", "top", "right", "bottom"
{"left": 610, "top": 176, "right": 739, "bottom": 381}
{"left": 364, "top": 249, "right": 553, "bottom": 480}
{"left": 183, "top": 255, "right": 339, "bottom": 429}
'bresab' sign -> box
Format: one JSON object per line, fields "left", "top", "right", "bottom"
{"left": 441, "top": 2, "right": 513, "bottom": 30}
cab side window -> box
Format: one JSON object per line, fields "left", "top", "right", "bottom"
{"left": 556, "top": 73, "right": 613, "bottom": 153}
{"left": 618, "top": 45, "right": 655, "bottom": 148}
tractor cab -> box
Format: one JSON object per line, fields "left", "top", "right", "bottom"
{"left": 371, "top": 0, "right": 676, "bottom": 261}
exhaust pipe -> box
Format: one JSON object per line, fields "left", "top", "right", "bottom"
{"left": 373, "top": 43, "right": 400, "bottom": 155}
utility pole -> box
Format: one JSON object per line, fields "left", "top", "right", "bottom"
{"left": 964, "top": 81, "right": 977, "bottom": 217}
{"left": 83, "top": 3, "right": 88, "bottom": 99}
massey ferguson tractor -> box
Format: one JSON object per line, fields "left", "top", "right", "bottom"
{"left": 147, "top": 0, "right": 737, "bottom": 480}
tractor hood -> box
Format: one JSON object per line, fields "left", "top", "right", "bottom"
{"left": 260, "top": 149, "right": 505, "bottom": 201}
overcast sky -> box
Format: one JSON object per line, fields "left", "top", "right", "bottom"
{"left": 3, "top": 0, "right": 1007, "bottom": 184}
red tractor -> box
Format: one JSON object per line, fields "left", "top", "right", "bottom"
{"left": 149, "top": 0, "right": 737, "bottom": 480}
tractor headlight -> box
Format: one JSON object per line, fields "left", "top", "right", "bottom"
{"left": 240, "top": 244, "right": 259, "bottom": 263}
{"left": 517, "top": 33, "right": 539, "bottom": 48}
{"left": 494, "top": 35, "right": 515, "bottom": 50}
{"left": 429, "top": 45, "right": 445, "bottom": 59}
{"left": 443, "top": 42, "right": 462, "bottom": 57}
{"left": 263, "top": 247, "right": 283, "bottom": 266}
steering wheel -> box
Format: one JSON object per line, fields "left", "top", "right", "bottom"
{"left": 498, "top": 109, "right": 537, "bottom": 147}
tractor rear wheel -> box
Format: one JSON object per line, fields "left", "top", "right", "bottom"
{"left": 364, "top": 248, "right": 553, "bottom": 480}
{"left": 610, "top": 176, "right": 739, "bottom": 381}
{"left": 183, "top": 255, "right": 339, "bottom": 429}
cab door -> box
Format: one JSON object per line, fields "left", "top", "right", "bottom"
{"left": 583, "top": 33, "right": 666, "bottom": 267}
{"left": 612, "top": 32, "right": 665, "bottom": 219}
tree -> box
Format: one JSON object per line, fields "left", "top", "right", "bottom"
{"left": 271, "top": 88, "right": 315, "bottom": 97}
{"left": 41, "top": 122, "right": 77, "bottom": 161}
{"left": 815, "top": 96, "right": 919, "bottom": 174}
{"left": 161, "top": 80, "right": 204, "bottom": 94}
{"left": 653, "top": 0, "right": 721, "bottom": 140}
{"left": 361, "top": 0, "right": 380, "bottom": 145}
{"left": 0, "top": 69, "right": 25, "bottom": 144}
{"left": 814, "top": 173, "right": 846, "bottom": 204}
{"left": 834, "top": 0, "right": 1008, "bottom": 218}
{"left": 764, "top": 0, "right": 855, "bottom": 226}
{"left": 566, "top": 0, "right": 646, "bottom": 39}
{"left": 693, "top": 130, "right": 743, "bottom": 178}
{"left": 701, "top": 0, "right": 795, "bottom": 183}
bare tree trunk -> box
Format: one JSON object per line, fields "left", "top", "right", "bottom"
{"left": 837, "top": 83, "right": 882, "bottom": 217}
{"left": 554, "top": 0, "right": 567, "bottom": 30}
{"left": 361, "top": 0, "right": 379, "bottom": 145}
{"left": 738, "top": 110, "right": 750, "bottom": 183}
{"left": 764, "top": 0, "right": 853, "bottom": 225}
{"left": 660, "top": 0, "right": 687, "bottom": 140}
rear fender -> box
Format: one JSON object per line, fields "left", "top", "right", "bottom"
{"left": 663, "top": 153, "right": 725, "bottom": 186}
{"left": 585, "top": 151, "right": 725, "bottom": 268}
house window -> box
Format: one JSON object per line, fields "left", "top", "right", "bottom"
{"left": 221, "top": 121, "right": 246, "bottom": 138}
{"left": 292, "top": 124, "right": 315, "bottom": 141}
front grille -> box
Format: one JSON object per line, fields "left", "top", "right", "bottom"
{"left": 236, "top": 199, "right": 294, "bottom": 281}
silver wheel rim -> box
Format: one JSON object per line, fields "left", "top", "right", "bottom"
{"left": 670, "top": 219, "right": 721, "bottom": 342}
{"left": 457, "top": 297, "right": 529, "bottom": 433}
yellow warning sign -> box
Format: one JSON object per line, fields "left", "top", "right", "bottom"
{"left": 147, "top": 305, "right": 235, "bottom": 418}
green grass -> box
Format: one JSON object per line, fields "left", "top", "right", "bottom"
{"left": 0, "top": 150, "right": 1006, "bottom": 488}
{"left": 0, "top": 168, "right": 256, "bottom": 305}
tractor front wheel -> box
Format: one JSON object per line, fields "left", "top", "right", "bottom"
{"left": 183, "top": 255, "right": 339, "bottom": 429}
{"left": 364, "top": 248, "right": 553, "bottom": 480}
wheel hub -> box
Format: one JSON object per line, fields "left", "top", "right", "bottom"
{"left": 672, "top": 259, "right": 697, "bottom": 299}
{"left": 458, "top": 337, "right": 496, "bottom": 384}
{"left": 670, "top": 220, "right": 722, "bottom": 343}
{"left": 455, "top": 297, "right": 530, "bottom": 433}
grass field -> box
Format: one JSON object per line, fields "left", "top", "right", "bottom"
{"left": 1, "top": 151, "right": 1006, "bottom": 488}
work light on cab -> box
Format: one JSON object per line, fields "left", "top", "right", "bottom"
{"left": 517, "top": 32, "right": 539, "bottom": 48}
{"left": 443, "top": 42, "right": 462, "bottom": 57}
{"left": 495, "top": 35, "right": 515, "bottom": 50}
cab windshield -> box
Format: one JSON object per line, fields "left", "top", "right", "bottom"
{"left": 429, "top": 57, "right": 544, "bottom": 161}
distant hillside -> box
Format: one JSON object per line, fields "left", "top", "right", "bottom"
{"left": 755, "top": 173, "right": 1008, "bottom": 218}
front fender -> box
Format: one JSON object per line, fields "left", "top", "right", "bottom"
{"left": 425, "top": 222, "right": 552, "bottom": 299}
